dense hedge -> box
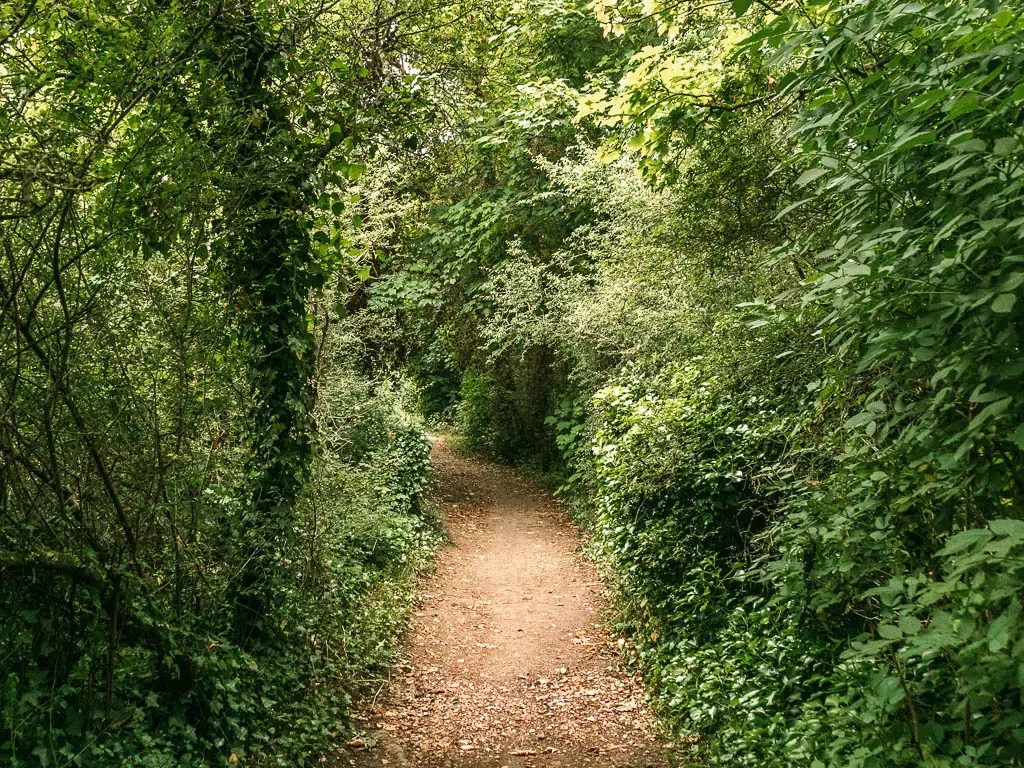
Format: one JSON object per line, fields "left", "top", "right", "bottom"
{"left": 579, "top": 359, "right": 1024, "bottom": 766}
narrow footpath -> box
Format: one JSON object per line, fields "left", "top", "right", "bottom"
{"left": 338, "top": 437, "right": 671, "bottom": 768}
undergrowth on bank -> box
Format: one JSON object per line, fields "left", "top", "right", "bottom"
{"left": 3, "top": 370, "right": 440, "bottom": 767}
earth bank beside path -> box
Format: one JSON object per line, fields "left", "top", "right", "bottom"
{"left": 337, "top": 437, "right": 673, "bottom": 768}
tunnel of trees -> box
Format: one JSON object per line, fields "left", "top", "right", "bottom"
{"left": 1, "top": 0, "right": 1022, "bottom": 765}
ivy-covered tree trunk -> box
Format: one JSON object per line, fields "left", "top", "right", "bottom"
{"left": 230, "top": 198, "right": 316, "bottom": 643}
{"left": 216, "top": 3, "right": 319, "bottom": 643}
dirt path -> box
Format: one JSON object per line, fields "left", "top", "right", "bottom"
{"left": 338, "top": 438, "right": 671, "bottom": 768}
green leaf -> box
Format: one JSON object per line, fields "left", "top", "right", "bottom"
{"left": 796, "top": 168, "right": 829, "bottom": 187}
{"left": 732, "top": 0, "right": 753, "bottom": 15}
{"left": 893, "top": 131, "right": 937, "bottom": 151}
{"left": 877, "top": 623, "right": 903, "bottom": 640}
{"left": 994, "top": 137, "right": 1020, "bottom": 156}
{"left": 938, "top": 529, "right": 991, "bottom": 556}
{"left": 875, "top": 675, "right": 905, "bottom": 705}
{"left": 946, "top": 92, "right": 979, "bottom": 119}
{"left": 992, "top": 293, "right": 1017, "bottom": 313}
{"left": 898, "top": 615, "right": 922, "bottom": 636}
{"left": 843, "top": 411, "right": 875, "bottom": 430}
{"left": 909, "top": 90, "right": 946, "bottom": 111}
{"left": 987, "top": 604, "right": 1018, "bottom": 652}
{"left": 989, "top": 519, "right": 1024, "bottom": 541}
{"left": 968, "top": 397, "right": 1011, "bottom": 429}
{"left": 329, "top": 124, "right": 343, "bottom": 147}
{"left": 842, "top": 263, "right": 871, "bottom": 277}
{"left": 32, "top": 745, "right": 51, "bottom": 768}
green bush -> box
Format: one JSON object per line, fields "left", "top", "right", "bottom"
{"left": 583, "top": 361, "right": 829, "bottom": 764}
{"left": 0, "top": 374, "right": 438, "bottom": 767}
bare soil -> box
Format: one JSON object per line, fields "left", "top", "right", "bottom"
{"left": 336, "top": 437, "right": 672, "bottom": 768}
